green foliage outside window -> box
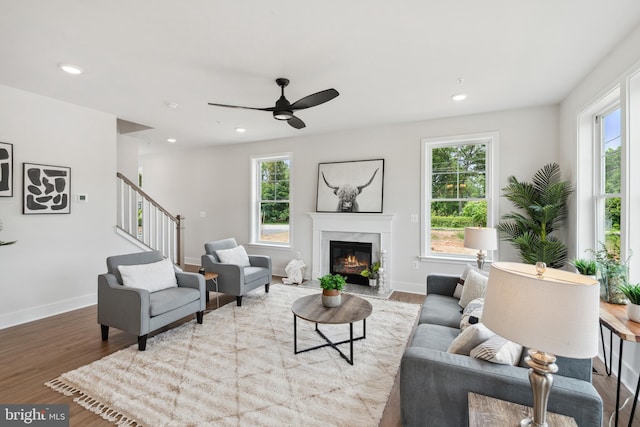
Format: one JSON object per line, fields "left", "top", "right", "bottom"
{"left": 260, "top": 160, "right": 290, "bottom": 225}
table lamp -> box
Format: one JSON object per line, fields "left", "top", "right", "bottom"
{"left": 463, "top": 227, "right": 498, "bottom": 269}
{"left": 482, "top": 262, "right": 599, "bottom": 427}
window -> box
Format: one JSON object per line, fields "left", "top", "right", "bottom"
{"left": 595, "top": 107, "right": 622, "bottom": 256}
{"left": 421, "top": 133, "right": 497, "bottom": 258}
{"left": 251, "top": 154, "right": 291, "bottom": 246}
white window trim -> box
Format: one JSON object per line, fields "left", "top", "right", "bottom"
{"left": 420, "top": 132, "right": 499, "bottom": 262}
{"left": 250, "top": 152, "right": 293, "bottom": 248}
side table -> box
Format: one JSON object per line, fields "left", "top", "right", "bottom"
{"left": 468, "top": 392, "right": 577, "bottom": 427}
{"left": 599, "top": 300, "right": 640, "bottom": 427}
{"left": 201, "top": 272, "right": 219, "bottom": 308}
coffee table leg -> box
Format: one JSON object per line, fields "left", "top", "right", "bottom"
{"left": 350, "top": 322, "right": 354, "bottom": 364}
{"left": 293, "top": 315, "right": 298, "bottom": 354}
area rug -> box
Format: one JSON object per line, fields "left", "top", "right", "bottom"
{"left": 46, "top": 284, "right": 419, "bottom": 426}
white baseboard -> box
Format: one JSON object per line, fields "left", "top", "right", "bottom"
{"left": 0, "top": 293, "right": 96, "bottom": 330}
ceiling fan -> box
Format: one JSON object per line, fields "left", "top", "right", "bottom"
{"left": 208, "top": 78, "right": 339, "bottom": 129}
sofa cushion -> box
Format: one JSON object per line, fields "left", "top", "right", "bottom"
{"left": 470, "top": 335, "right": 523, "bottom": 365}
{"left": 244, "top": 266, "right": 268, "bottom": 283}
{"left": 149, "top": 287, "right": 200, "bottom": 317}
{"left": 447, "top": 323, "right": 495, "bottom": 355}
{"left": 419, "top": 294, "right": 462, "bottom": 328}
{"left": 118, "top": 258, "right": 178, "bottom": 292}
{"left": 216, "top": 245, "right": 251, "bottom": 266}
{"left": 458, "top": 269, "right": 488, "bottom": 308}
{"left": 410, "top": 323, "right": 459, "bottom": 352}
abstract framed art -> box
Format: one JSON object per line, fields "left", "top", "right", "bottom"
{"left": 316, "top": 159, "right": 384, "bottom": 213}
{"left": 0, "top": 142, "right": 13, "bottom": 197}
{"left": 23, "top": 163, "right": 71, "bottom": 214}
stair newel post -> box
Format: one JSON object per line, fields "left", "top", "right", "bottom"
{"left": 176, "top": 215, "right": 185, "bottom": 269}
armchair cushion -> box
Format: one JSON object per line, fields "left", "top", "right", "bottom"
{"left": 216, "top": 245, "right": 250, "bottom": 267}
{"left": 149, "top": 287, "right": 201, "bottom": 317}
{"left": 118, "top": 258, "right": 178, "bottom": 292}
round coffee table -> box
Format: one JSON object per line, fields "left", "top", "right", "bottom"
{"left": 291, "top": 293, "right": 373, "bottom": 365}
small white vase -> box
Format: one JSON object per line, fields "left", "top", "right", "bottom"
{"left": 627, "top": 303, "right": 640, "bottom": 323}
{"left": 369, "top": 278, "right": 377, "bottom": 287}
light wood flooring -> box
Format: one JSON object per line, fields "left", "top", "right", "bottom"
{"left": 0, "top": 283, "right": 637, "bottom": 426}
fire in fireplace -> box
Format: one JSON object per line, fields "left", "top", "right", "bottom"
{"left": 329, "top": 240, "right": 372, "bottom": 286}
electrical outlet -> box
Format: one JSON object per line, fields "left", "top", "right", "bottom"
{"left": 412, "top": 260, "right": 420, "bottom": 269}
{"left": 410, "top": 214, "right": 419, "bottom": 223}
{"left": 200, "top": 211, "right": 206, "bottom": 218}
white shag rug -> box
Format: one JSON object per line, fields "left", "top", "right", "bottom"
{"left": 46, "top": 284, "right": 419, "bottom": 426}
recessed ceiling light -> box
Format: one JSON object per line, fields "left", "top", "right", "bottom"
{"left": 167, "top": 138, "right": 177, "bottom": 143}
{"left": 235, "top": 128, "right": 246, "bottom": 133}
{"left": 58, "top": 63, "right": 83, "bottom": 75}
{"left": 165, "top": 102, "right": 179, "bottom": 109}
{"left": 452, "top": 93, "right": 467, "bottom": 101}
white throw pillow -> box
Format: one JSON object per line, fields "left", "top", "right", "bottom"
{"left": 460, "top": 298, "right": 484, "bottom": 331}
{"left": 458, "top": 269, "right": 488, "bottom": 308}
{"left": 470, "top": 335, "right": 523, "bottom": 366}
{"left": 447, "top": 323, "right": 495, "bottom": 356}
{"left": 455, "top": 264, "right": 488, "bottom": 299}
{"left": 216, "top": 245, "right": 251, "bottom": 267}
{"left": 118, "top": 258, "right": 178, "bottom": 293}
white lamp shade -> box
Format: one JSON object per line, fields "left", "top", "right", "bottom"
{"left": 463, "top": 227, "right": 498, "bottom": 251}
{"left": 482, "top": 262, "right": 600, "bottom": 359}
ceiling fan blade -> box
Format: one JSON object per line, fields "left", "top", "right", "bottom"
{"left": 288, "top": 116, "right": 306, "bottom": 129}
{"left": 290, "top": 88, "right": 339, "bottom": 110}
{"left": 207, "top": 102, "right": 275, "bottom": 112}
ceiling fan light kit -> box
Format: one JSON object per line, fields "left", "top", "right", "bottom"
{"left": 208, "top": 78, "right": 339, "bottom": 130}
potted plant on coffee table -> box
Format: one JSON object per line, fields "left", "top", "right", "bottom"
{"left": 319, "top": 273, "right": 346, "bottom": 307}
{"left": 618, "top": 283, "right": 640, "bottom": 323}
{"left": 360, "top": 261, "right": 380, "bottom": 287}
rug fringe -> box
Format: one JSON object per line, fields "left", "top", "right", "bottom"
{"left": 45, "top": 377, "right": 141, "bottom": 426}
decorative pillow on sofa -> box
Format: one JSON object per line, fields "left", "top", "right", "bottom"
{"left": 458, "top": 269, "right": 488, "bottom": 308}
{"left": 454, "top": 264, "right": 489, "bottom": 299}
{"left": 470, "top": 335, "right": 523, "bottom": 366}
{"left": 216, "top": 245, "right": 251, "bottom": 267}
{"left": 460, "top": 298, "right": 484, "bottom": 331}
{"left": 118, "top": 258, "right": 178, "bottom": 293}
{"left": 447, "top": 323, "right": 495, "bottom": 356}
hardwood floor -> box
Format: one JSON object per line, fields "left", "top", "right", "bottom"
{"left": 0, "top": 286, "right": 637, "bottom": 426}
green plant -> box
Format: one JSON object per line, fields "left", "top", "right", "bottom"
{"left": 0, "top": 221, "right": 16, "bottom": 246}
{"left": 360, "top": 261, "right": 380, "bottom": 279}
{"left": 588, "top": 243, "right": 631, "bottom": 304}
{"left": 318, "top": 274, "right": 346, "bottom": 291}
{"left": 570, "top": 258, "right": 597, "bottom": 275}
{"left": 618, "top": 283, "right": 640, "bottom": 305}
{"left": 497, "top": 163, "right": 574, "bottom": 269}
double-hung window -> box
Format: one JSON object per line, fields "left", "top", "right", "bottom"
{"left": 251, "top": 154, "right": 291, "bottom": 246}
{"left": 595, "top": 107, "right": 622, "bottom": 255}
{"left": 421, "top": 133, "right": 497, "bottom": 258}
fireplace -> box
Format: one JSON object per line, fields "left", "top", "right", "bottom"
{"left": 329, "top": 240, "right": 372, "bottom": 286}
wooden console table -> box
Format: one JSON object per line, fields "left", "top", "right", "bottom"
{"left": 599, "top": 300, "right": 640, "bottom": 427}
{"left": 468, "top": 392, "right": 577, "bottom": 426}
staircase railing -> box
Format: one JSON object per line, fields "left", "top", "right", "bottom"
{"left": 116, "top": 172, "right": 184, "bottom": 268}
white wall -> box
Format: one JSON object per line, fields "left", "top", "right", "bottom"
{"left": 117, "top": 134, "right": 142, "bottom": 183}
{"left": 559, "top": 24, "right": 640, "bottom": 406}
{"left": 0, "top": 84, "right": 139, "bottom": 329}
{"left": 141, "top": 104, "right": 559, "bottom": 294}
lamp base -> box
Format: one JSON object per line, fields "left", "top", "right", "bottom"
{"left": 475, "top": 251, "right": 486, "bottom": 270}
{"left": 522, "top": 349, "right": 558, "bottom": 427}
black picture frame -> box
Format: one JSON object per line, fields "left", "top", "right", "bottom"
{"left": 23, "top": 163, "right": 71, "bottom": 214}
{"left": 316, "top": 159, "right": 384, "bottom": 213}
{"left": 0, "top": 142, "right": 13, "bottom": 197}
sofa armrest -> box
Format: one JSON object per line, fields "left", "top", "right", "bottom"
{"left": 249, "top": 255, "right": 271, "bottom": 270}
{"left": 175, "top": 271, "right": 206, "bottom": 311}
{"left": 201, "top": 254, "right": 243, "bottom": 289}
{"left": 426, "top": 274, "right": 459, "bottom": 296}
{"left": 400, "top": 347, "right": 602, "bottom": 427}
{"left": 97, "top": 273, "right": 151, "bottom": 335}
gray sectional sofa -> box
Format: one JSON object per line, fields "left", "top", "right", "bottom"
{"left": 400, "top": 273, "right": 603, "bottom": 426}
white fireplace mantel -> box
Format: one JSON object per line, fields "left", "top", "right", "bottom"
{"left": 307, "top": 212, "right": 395, "bottom": 287}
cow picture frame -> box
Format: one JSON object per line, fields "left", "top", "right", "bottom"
{"left": 23, "top": 163, "right": 71, "bottom": 214}
{"left": 316, "top": 159, "right": 384, "bottom": 213}
{"left": 0, "top": 142, "right": 13, "bottom": 197}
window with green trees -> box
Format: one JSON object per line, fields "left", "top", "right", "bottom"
{"left": 422, "top": 134, "right": 495, "bottom": 257}
{"left": 597, "top": 107, "right": 622, "bottom": 256}
{"left": 254, "top": 155, "right": 290, "bottom": 244}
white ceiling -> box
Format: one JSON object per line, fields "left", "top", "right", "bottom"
{"left": 1, "top": 1, "right": 640, "bottom": 153}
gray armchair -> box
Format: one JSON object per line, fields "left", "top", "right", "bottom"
{"left": 98, "top": 250, "right": 206, "bottom": 351}
{"left": 201, "top": 238, "right": 272, "bottom": 306}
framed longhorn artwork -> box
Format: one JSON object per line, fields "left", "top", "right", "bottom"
{"left": 316, "top": 159, "right": 384, "bottom": 213}
{"left": 23, "top": 163, "right": 71, "bottom": 214}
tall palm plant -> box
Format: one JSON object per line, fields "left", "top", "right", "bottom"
{"left": 497, "top": 163, "right": 573, "bottom": 269}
